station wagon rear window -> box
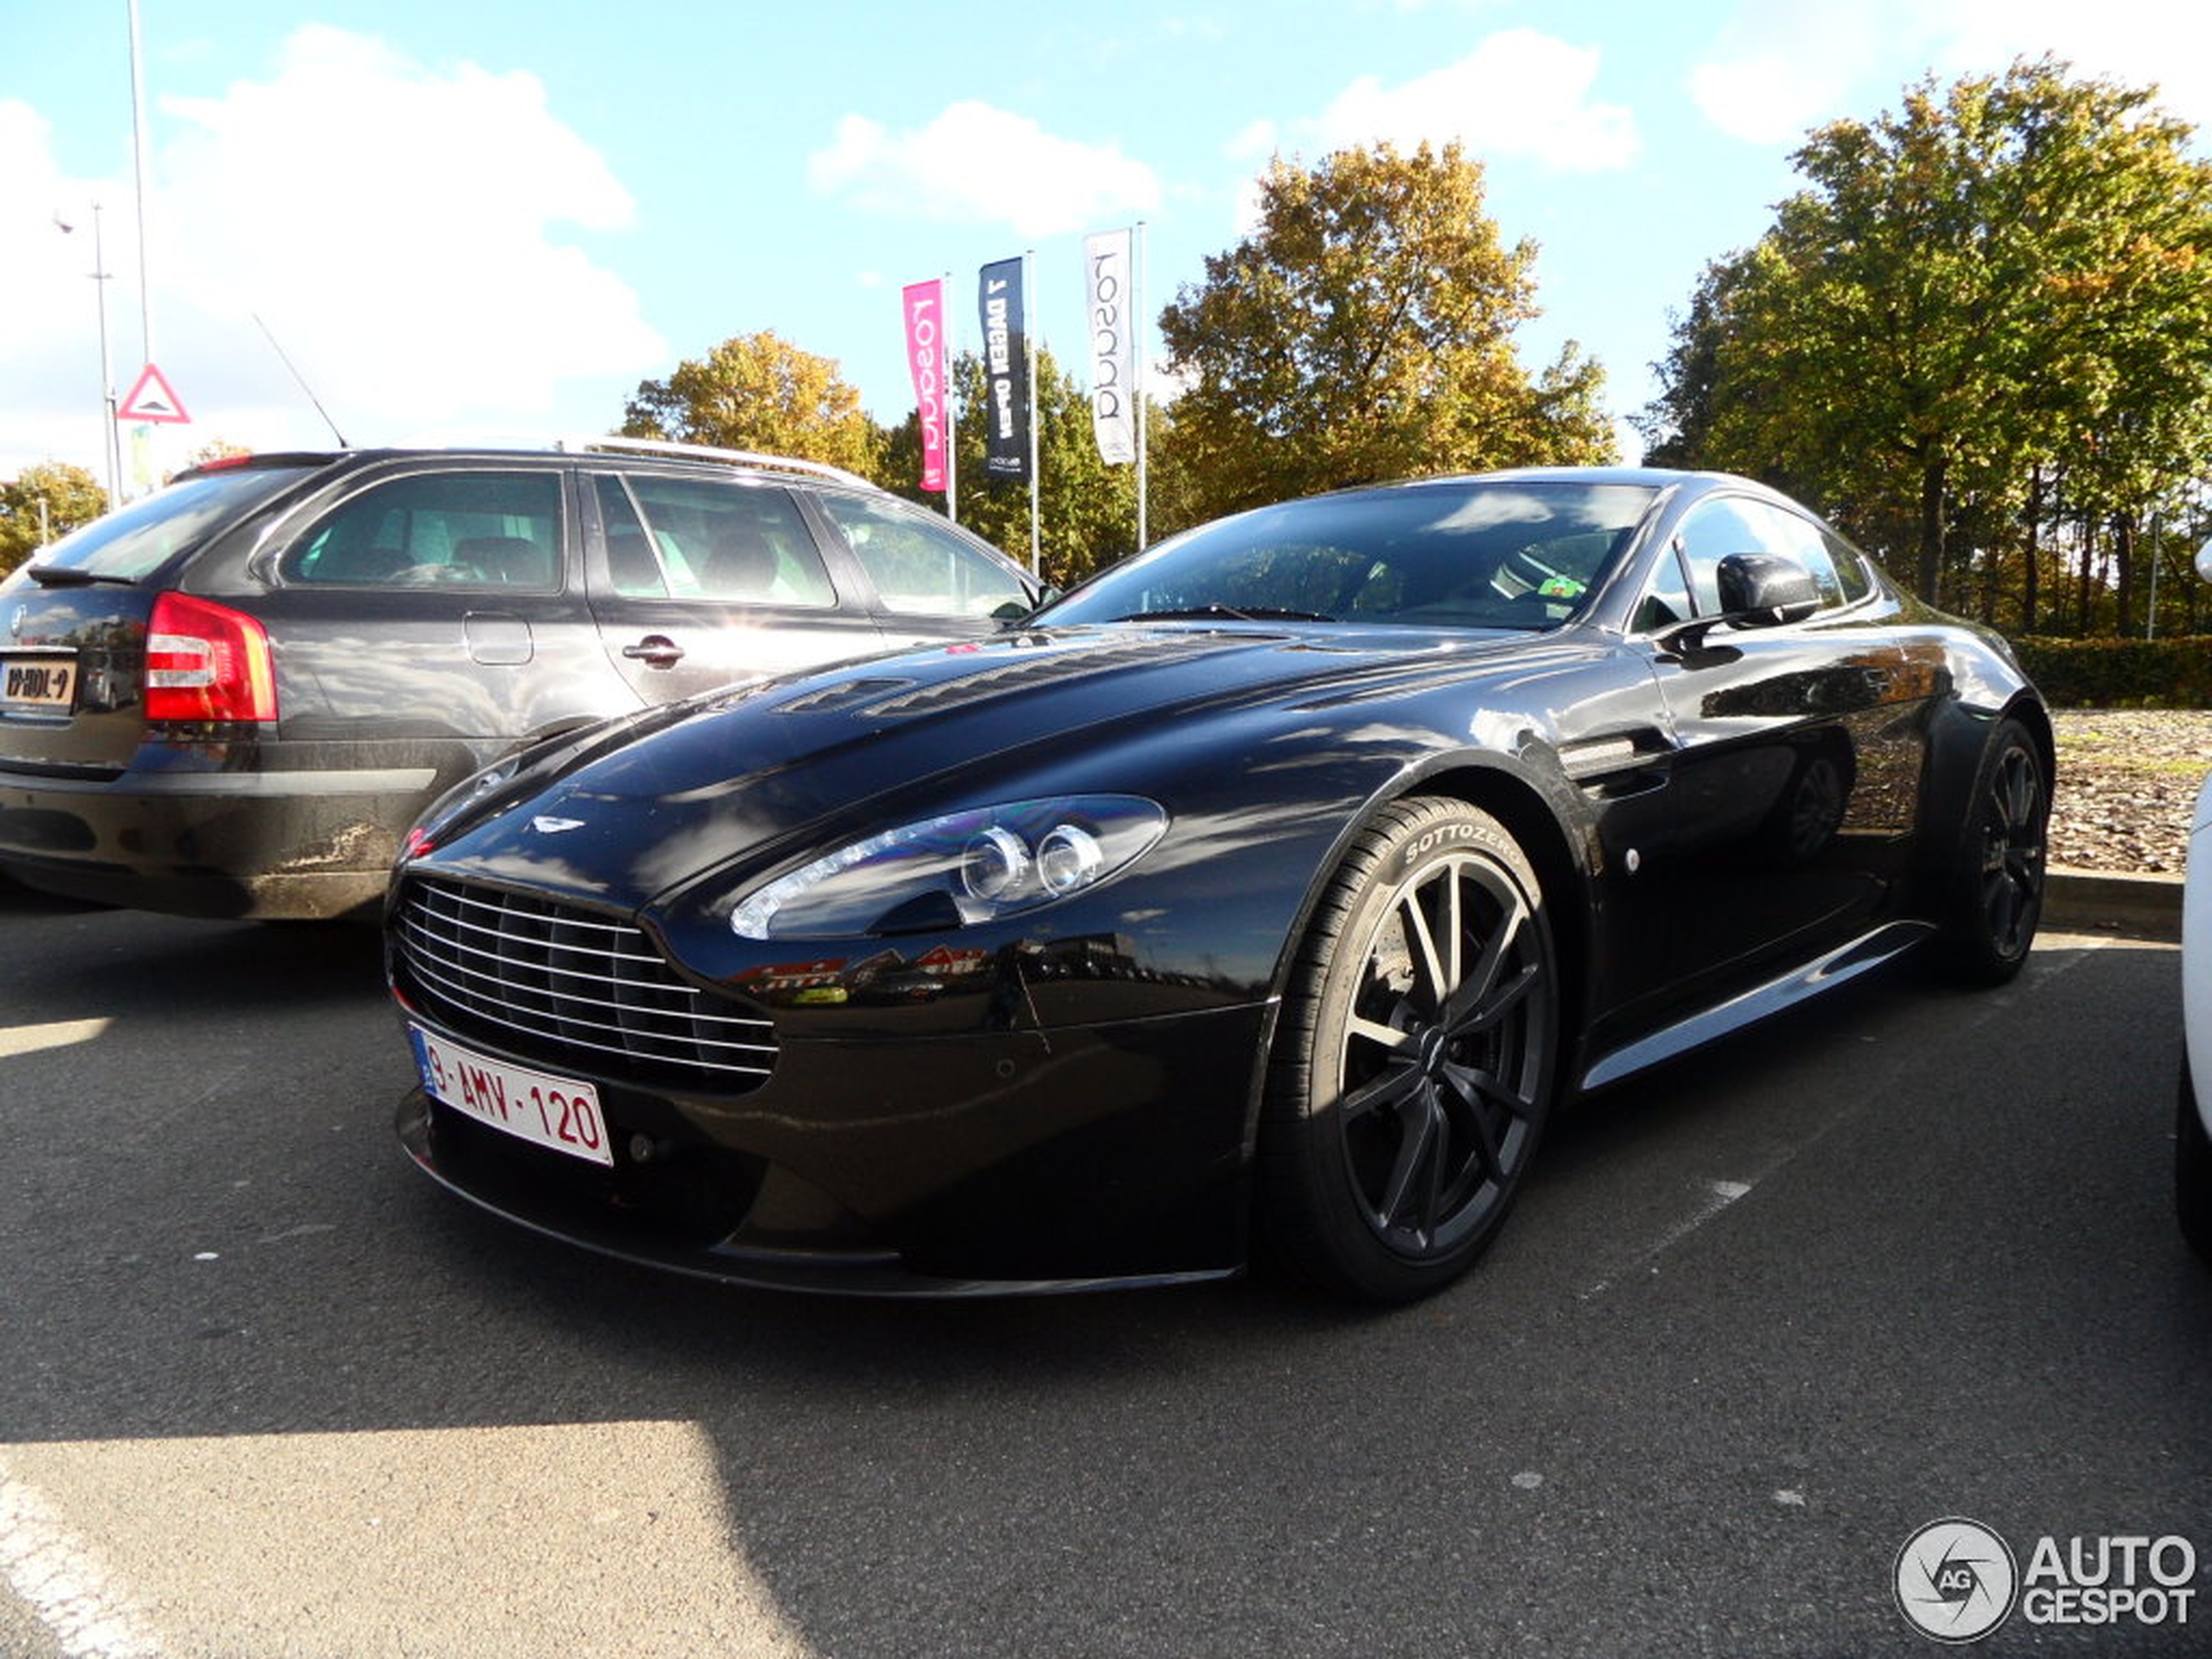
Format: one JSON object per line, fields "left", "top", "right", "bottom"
{"left": 17, "top": 463, "right": 316, "bottom": 583}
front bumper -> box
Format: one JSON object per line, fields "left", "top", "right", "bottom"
{"left": 394, "top": 999, "right": 1272, "bottom": 1295}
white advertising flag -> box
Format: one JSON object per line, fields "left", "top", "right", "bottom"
{"left": 1084, "top": 228, "right": 1136, "bottom": 466}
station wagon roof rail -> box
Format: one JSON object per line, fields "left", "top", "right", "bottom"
{"left": 550, "top": 435, "right": 876, "bottom": 490}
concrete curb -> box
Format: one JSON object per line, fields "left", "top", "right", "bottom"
{"left": 2046, "top": 865, "right": 2185, "bottom": 942}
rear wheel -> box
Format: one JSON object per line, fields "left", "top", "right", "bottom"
{"left": 1935, "top": 717, "right": 2047, "bottom": 986}
{"left": 1263, "top": 798, "right": 1558, "bottom": 1304}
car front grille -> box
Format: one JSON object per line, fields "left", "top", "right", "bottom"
{"left": 393, "top": 876, "right": 775, "bottom": 1096}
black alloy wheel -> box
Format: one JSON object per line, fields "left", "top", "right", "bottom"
{"left": 1937, "top": 717, "right": 2047, "bottom": 986}
{"left": 1264, "top": 798, "right": 1557, "bottom": 1303}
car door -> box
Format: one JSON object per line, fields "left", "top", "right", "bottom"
{"left": 1601, "top": 494, "right": 1920, "bottom": 1026}
{"left": 583, "top": 469, "right": 888, "bottom": 704}
{"left": 804, "top": 491, "right": 1040, "bottom": 648}
{"left": 250, "top": 462, "right": 628, "bottom": 755}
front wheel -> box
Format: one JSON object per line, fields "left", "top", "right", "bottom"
{"left": 1262, "top": 798, "right": 1558, "bottom": 1304}
{"left": 1935, "top": 717, "right": 2048, "bottom": 986}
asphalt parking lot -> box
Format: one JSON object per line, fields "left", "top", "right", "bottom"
{"left": 2, "top": 879, "right": 2205, "bottom": 1658}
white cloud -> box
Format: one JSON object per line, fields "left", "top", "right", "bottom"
{"left": 1309, "top": 29, "right": 1640, "bottom": 172}
{"left": 0, "top": 100, "right": 125, "bottom": 475}
{"left": 807, "top": 100, "right": 1163, "bottom": 238}
{"left": 1924, "top": 0, "right": 2212, "bottom": 128}
{"left": 1225, "top": 118, "right": 1278, "bottom": 164}
{"left": 1688, "top": 0, "right": 2212, "bottom": 148}
{"left": 1, "top": 26, "right": 664, "bottom": 476}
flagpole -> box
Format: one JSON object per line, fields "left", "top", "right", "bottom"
{"left": 1024, "top": 247, "right": 1039, "bottom": 575}
{"left": 942, "top": 268, "right": 958, "bottom": 526}
{"left": 1135, "top": 220, "right": 1149, "bottom": 552}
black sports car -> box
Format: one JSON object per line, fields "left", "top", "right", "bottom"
{"left": 386, "top": 468, "right": 2050, "bottom": 1302}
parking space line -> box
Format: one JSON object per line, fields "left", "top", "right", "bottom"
{"left": 0, "top": 1458, "right": 164, "bottom": 1659}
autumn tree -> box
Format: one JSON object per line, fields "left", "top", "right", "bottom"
{"left": 622, "top": 331, "right": 885, "bottom": 478}
{"left": 1642, "top": 58, "right": 2212, "bottom": 619}
{"left": 0, "top": 462, "right": 107, "bottom": 576}
{"left": 1159, "top": 142, "right": 1614, "bottom": 522}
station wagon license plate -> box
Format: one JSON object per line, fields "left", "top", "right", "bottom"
{"left": 2, "top": 658, "right": 75, "bottom": 712}
{"left": 409, "top": 1025, "right": 613, "bottom": 1167}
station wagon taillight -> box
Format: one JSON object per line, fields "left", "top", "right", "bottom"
{"left": 145, "top": 592, "right": 278, "bottom": 723}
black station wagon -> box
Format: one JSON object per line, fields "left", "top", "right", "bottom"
{"left": 0, "top": 440, "right": 1038, "bottom": 919}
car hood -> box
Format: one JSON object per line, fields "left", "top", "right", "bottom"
{"left": 406, "top": 623, "right": 1588, "bottom": 912}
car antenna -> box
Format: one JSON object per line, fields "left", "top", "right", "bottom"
{"left": 251, "top": 311, "right": 349, "bottom": 448}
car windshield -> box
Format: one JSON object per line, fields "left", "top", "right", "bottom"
{"left": 12, "top": 463, "right": 318, "bottom": 583}
{"left": 1043, "top": 479, "right": 1660, "bottom": 631}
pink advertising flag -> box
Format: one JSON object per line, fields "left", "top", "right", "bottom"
{"left": 901, "top": 280, "right": 949, "bottom": 493}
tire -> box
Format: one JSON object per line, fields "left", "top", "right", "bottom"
{"left": 1262, "top": 798, "right": 1558, "bottom": 1304}
{"left": 2177, "top": 1058, "right": 2212, "bottom": 1263}
{"left": 1934, "top": 717, "right": 2047, "bottom": 987}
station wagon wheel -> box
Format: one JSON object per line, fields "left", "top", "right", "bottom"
{"left": 1264, "top": 798, "right": 1557, "bottom": 1303}
{"left": 1936, "top": 717, "right": 2047, "bottom": 986}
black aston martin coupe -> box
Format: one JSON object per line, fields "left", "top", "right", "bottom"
{"left": 386, "top": 468, "right": 2050, "bottom": 1302}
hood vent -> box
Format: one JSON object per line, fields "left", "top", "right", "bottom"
{"left": 862, "top": 636, "right": 1232, "bottom": 719}
{"left": 775, "top": 677, "right": 919, "bottom": 715}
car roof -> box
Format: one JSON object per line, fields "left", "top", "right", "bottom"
{"left": 173, "top": 437, "right": 884, "bottom": 495}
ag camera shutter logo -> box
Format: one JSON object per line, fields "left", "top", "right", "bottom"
{"left": 1894, "top": 1518, "right": 2018, "bottom": 1643}
{"left": 1895, "top": 1519, "right": 2201, "bottom": 1642}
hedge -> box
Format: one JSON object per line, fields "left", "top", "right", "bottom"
{"left": 2012, "top": 636, "right": 2212, "bottom": 708}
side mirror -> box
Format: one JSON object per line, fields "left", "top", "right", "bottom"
{"left": 1716, "top": 552, "right": 1821, "bottom": 627}
{"left": 2195, "top": 536, "right": 2212, "bottom": 585}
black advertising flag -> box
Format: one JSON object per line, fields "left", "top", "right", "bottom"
{"left": 978, "top": 257, "right": 1030, "bottom": 483}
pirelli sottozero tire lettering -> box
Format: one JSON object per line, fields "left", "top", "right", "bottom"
{"left": 1264, "top": 797, "right": 1559, "bottom": 1304}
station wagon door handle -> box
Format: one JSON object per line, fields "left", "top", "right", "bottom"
{"left": 622, "top": 635, "right": 685, "bottom": 668}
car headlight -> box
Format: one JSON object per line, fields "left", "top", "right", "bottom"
{"left": 730, "top": 795, "right": 1168, "bottom": 940}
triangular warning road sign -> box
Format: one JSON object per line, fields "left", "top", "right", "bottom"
{"left": 118, "top": 362, "right": 192, "bottom": 425}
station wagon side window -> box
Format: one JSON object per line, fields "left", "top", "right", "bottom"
{"left": 610, "top": 475, "right": 837, "bottom": 608}
{"left": 814, "top": 495, "right": 1032, "bottom": 618}
{"left": 282, "top": 471, "right": 563, "bottom": 590}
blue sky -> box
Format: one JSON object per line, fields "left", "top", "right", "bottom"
{"left": 5, "top": 0, "right": 2209, "bottom": 489}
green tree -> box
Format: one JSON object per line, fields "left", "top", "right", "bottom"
{"left": 1159, "top": 142, "right": 1614, "bottom": 523}
{"left": 0, "top": 461, "right": 107, "bottom": 576}
{"left": 622, "top": 331, "right": 886, "bottom": 478}
{"left": 1644, "top": 58, "right": 2212, "bottom": 617}
{"left": 881, "top": 347, "right": 1149, "bottom": 590}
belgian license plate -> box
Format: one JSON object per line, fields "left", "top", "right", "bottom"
{"left": 2, "top": 658, "right": 76, "bottom": 712}
{"left": 409, "top": 1025, "right": 613, "bottom": 1167}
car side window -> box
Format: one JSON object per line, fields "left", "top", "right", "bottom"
{"left": 616, "top": 475, "right": 837, "bottom": 608}
{"left": 282, "top": 471, "right": 563, "bottom": 589}
{"left": 1753, "top": 504, "right": 1848, "bottom": 608}
{"left": 1821, "top": 529, "right": 1875, "bottom": 603}
{"left": 1631, "top": 543, "right": 1694, "bottom": 633}
{"left": 1670, "top": 497, "right": 1777, "bottom": 616}
{"left": 814, "top": 495, "right": 1032, "bottom": 618}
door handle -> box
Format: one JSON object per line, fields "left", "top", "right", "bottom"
{"left": 622, "top": 635, "right": 684, "bottom": 668}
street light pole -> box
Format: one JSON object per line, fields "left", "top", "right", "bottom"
{"left": 55, "top": 206, "right": 122, "bottom": 513}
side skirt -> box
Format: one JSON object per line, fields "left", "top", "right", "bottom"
{"left": 1578, "top": 921, "right": 1936, "bottom": 1093}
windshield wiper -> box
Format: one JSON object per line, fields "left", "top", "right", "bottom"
{"left": 24, "top": 563, "right": 137, "bottom": 589}
{"left": 1114, "top": 604, "right": 1336, "bottom": 624}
